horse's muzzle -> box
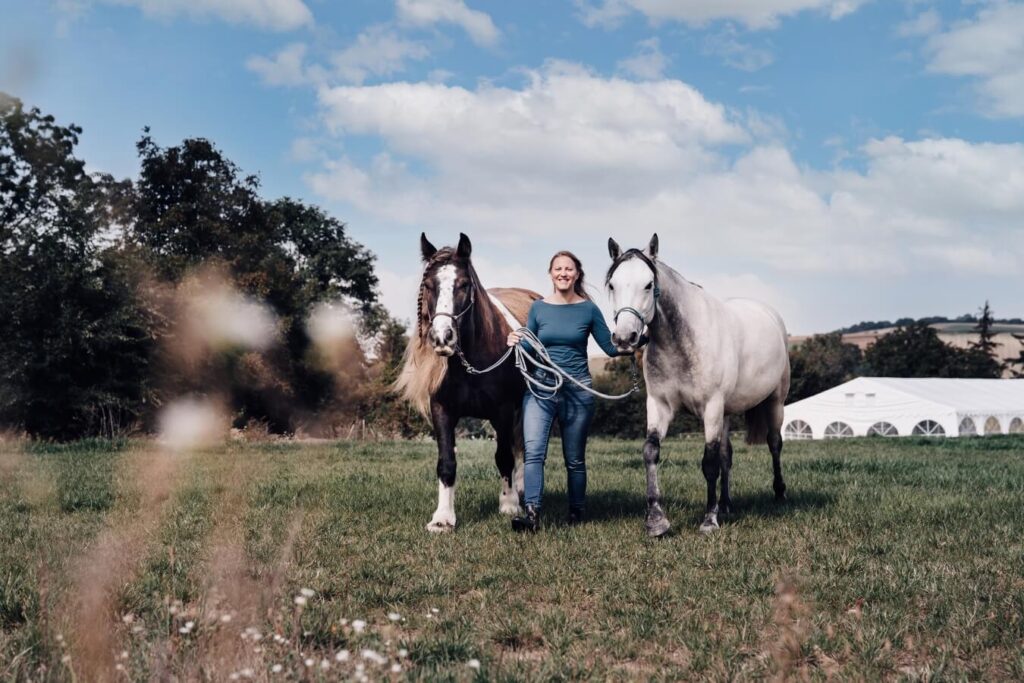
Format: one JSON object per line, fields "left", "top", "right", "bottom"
{"left": 433, "top": 345, "right": 455, "bottom": 357}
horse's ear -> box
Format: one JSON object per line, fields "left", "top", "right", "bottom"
{"left": 456, "top": 232, "right": 472, "bottom": 259}
{"left": 608, "top": 238, "right": 621, "bottom": 261}
{"left": 647, "top": 234, "right": 659, "bottom": 261}
{"left": 420, "top": 233, "right": 437, "bottom": 262}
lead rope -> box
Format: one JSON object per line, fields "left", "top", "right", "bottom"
{"left": 455, "top": 327, "right": 641, "bottom": 401}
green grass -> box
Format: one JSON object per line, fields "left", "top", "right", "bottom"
{"left": 1, "top": 435, "right": 1023, "bottom": 680}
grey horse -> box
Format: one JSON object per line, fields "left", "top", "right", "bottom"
{"left": 605, "top": 235, "right": 790, "bottom": 535}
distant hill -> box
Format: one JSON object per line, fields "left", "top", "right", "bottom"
{"left": 836, "top": 315, "right": 1024, "bottom": 334}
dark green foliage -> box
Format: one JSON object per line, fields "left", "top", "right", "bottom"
{"left": 0, "top": 93, "right": 402, "bottom": 437}
{"left": 788, "top": 333, "right": 863, "bottom": 402}
{"left": 970, "top": 300, "right": 998, "bottom": 357}
{"left": 131, "top": 134, "right": 388, "bottom": 431}
{"left": 591, "top": 355, "right": 700, "bottom": 437}
{"left": 0, "top": 94, "right": 157, "bottom": 438}
{"left": 863, "top": 322, "right": 1002, "bottom": 378}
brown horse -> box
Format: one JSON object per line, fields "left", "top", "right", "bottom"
{"left": 394, "top": 233, "right": 540, "bottom": 532}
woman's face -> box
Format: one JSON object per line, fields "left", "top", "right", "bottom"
{"left": 549, "top": 255, "right": 579, "bottom": 294}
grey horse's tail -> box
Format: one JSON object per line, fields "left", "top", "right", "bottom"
{"left": 745, "top": 395, "right": 774, "bottom": 445}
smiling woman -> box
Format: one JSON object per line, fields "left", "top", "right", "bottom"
{"left": 505, "top": 250, "right": 626, "bottom": 532}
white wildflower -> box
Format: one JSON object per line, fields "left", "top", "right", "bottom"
{"left": 271, "top": 664, "right": 283, "bottom": 674}
{"left": 467, "top": 659, "right": 481, "bottom": 670}
{"left": 293, "top": 595, "right": 308, "bottom": 607}
{"left": 334, "top": 650, "right": 350, "bottom": 662}
{"left": 351, "top": 619, "right": 366, "bottom": 633}
{"left": 361, "top": 649, "right": 387, "bottom": 665}
{"left": 391, "top": 663, "right": 402, "bottom": 673}
{"left": 387, "top": 612, "right": 401, "bottom": 621}
{"left": 300, "top": 587, "right": 316, "bottom": 598}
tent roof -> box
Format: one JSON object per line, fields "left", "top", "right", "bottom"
{"left": 786, "top": 377, "right": 1024, "bottom": 415}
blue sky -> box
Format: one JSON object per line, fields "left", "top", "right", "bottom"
{"left": 2, "top": 0, "right": 1023, "bottom": 334}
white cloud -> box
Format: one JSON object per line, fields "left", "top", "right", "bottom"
{"left": 307, "top": 64, "right": 1024, "bottom": 287}
{"left": 574, "top": 0, "right": 868, "bottom": 30}
{"left": 896, "top": 8, "right": 941, "bottom": 38}
{"left": 703, "top": 25, "right": 775, "bottom": 71}
{"left": 99, "top": 0, "right": 313, "bottom": 31}
{"left": 314, "top": 61, "right": 746, "bottom": 209}
{"left": 925, "top": 2, "right": 1024, "bottom": 118}
{"left": 330, "top": 24, "right": 431, "bottom": 85}
{"left": 617, "top": 38, "right": 668, "bottom": 80}
{"left": 396, "top": 0, "right": 500, "bottom": 46}
{"left": 247, "top": 42, "right": 317, "bottom": 86}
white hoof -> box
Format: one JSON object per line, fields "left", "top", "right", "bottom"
{"left": 499, "top": 501, "right": 522, "bottom": 516}
{"left": 699, "top": 513, "right": 719, "bottom": 534}
{"left": 426, "top": 513, "right": 456, "bottom": 533}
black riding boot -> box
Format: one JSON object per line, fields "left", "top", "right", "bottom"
{"left": 512, "top": 505, "right": 540, "bottom": 533}
{"left": 567, "top": 506, "right": 585, "bottom": 526}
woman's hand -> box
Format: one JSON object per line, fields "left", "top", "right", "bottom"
{"left": 507, "top": 330, "right": 523, "bottom": 347}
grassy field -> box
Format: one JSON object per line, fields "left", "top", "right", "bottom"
{"left": 1, "top": 435, "right": 1023, "bottom": 681}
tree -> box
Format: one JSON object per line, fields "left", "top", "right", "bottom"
{"left": 970, "top": 300, "right": 999, "bottom": 358}
{"left": 788, "top": 333, "right": 863, "bottom": 402}
{"left": 131, "top": 134, "right": 386, "bottom": 431}
{"left": 863, "top": 322, "right": 1001, "bottom": 379}
{"left": 0, "top": 93, "right": 156, "bottom": 437}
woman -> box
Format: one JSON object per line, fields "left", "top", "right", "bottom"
{"left": 507, "top": 251, "right": 627, "bottom": 532}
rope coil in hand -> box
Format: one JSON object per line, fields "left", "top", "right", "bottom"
{"left": 455, "top": 327, "right": 641, "bottom": 401}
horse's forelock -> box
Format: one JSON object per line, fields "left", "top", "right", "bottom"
{"left": 605, "top": 248, "right": 657, "bottom": 286}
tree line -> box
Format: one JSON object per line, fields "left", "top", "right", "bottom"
{"left": 1, "top": 92, "right": 424, "bottom": 439}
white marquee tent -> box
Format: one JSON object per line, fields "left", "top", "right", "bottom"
{"left": 783, "top": 377, "right": 1024, "bottom": 440}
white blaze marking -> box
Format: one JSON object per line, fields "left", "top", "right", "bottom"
{"left": 431, "top": 264, "right": 457, "bottom": 342}
{"left": 487, "top": 293, "right": 522, "bottom": 331}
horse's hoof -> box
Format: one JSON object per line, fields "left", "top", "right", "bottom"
{"left": 645, "top": 515, "right": 671, "bottom": 538}
{"left": 699, "top": 514, "right": 719, "bottom": 534}
{"left": 425, "top": 517, "right": 456, "bottom": 533}
{"left": 499, "top": 502, "right": 522, "bottom": 516}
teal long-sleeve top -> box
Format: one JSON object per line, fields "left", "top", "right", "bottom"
{"left": 523, "top": 299, "right": 621, "bottom": 380}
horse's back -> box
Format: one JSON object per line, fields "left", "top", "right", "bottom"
{"left": 488, "top": 288, "right": 542, "bottom": 327}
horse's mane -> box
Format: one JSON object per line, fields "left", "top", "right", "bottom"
{"left": 393, "top": 246, "right": 506, "bottom": 416}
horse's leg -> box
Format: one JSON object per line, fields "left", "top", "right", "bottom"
{"left": 719, "top": 418, "right": 733, "bottom": 516}
{"left": 492, "top": 407, "right": 521, "bottom": 516}
{"left": 700, "top": 397, "right": 726, "bottom": 533}
{"left": 426, "top": 401, "right": 458, "bottom": 533}
{"left": 643, "top": 394, "right": 674, "bottom": 537}
{"left": 768, "top": 390, "right": 787, "bottom": 501}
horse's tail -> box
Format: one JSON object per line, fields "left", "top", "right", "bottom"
{"left": 744, "top": 395, "right": 774, "bottom": 445}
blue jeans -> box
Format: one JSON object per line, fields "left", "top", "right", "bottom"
{"left": 522, "top": 374, "right": 596, "bottom": 511}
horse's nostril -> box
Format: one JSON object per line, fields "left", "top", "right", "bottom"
{"left": 629, "top": 331, "right": 639, "bottom": 344}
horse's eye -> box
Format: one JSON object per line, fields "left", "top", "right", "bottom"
{"left": 608, "top": 284, "right": 615, "bottom": 292}
{"left": 644, "top": 282, "right": 653, "bottom": 290}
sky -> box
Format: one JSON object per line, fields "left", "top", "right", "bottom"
{"left": 2, "top": 0, "right": 1023, "bottom": 335}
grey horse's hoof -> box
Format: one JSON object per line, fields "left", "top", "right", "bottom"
{"left": 645, "top": 514, "right": 671, "bottom": 538}
{"left": 699, "top": 513, "right": 719, "bottom": 534}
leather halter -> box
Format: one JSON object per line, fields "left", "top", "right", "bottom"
{"left": 611, "top": 254, "right": 660, "bottom": 327}
{"left": 430, "top": 285, "right": 475, "bottom": 326}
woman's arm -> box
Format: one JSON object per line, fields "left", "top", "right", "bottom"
{"left": 590, "top": 302, "right": 623, "bottom": 357}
